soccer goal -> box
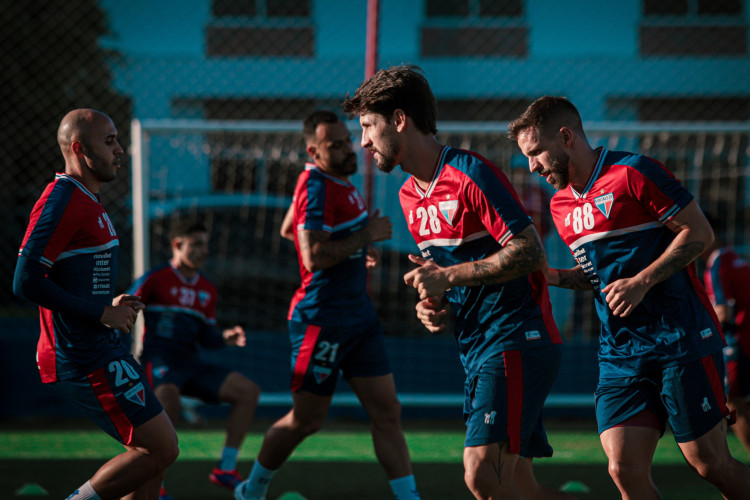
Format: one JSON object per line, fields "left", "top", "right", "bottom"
{"left": 130, "top": 118, "right": 750, "bottom": 409}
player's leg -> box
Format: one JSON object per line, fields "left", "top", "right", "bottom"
{"left": 513, "top": 458, "right": 577, "bottom": 500}
{"left": 595, "top": 377, "right": 664, "bottom": 499}
{"left": 725, "top": 342, "right": 750, "bottom": 456}
{"left": 463, "top": 442, "right": 519, "bottom": 499}
{"left": 668, "top": 351, "right": 750, "bottom": 498}
{"left": 599, "top": 424, "right": 661, "bottom": 500}
{"left": 727, "top": 394, "right": 750, "bottom": 455}
{"left": 153, "top": 383, "right": 181, "bottom": 422}
{"left": 348, "top": 374, "right": 413, "bottom": 478}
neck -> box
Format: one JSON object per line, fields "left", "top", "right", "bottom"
{"left": 171, "top": 259, "right": 197, "bottom": 279}
{"left": 401, "top": 136, "right": 443, "bottom": 190}
{"left": 65, "top": 162, "right": 100, "bottom": 193}
{"left": 569, "top": 146, "right": 599, "bottom": 192}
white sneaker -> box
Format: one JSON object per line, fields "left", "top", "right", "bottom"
{"left": 234, "top": 481, "right": 265, "bottom": 500}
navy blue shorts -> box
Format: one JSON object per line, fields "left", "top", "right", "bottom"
{"left": 596, "top": 350, "right": 729, "bottom": 442}
{"left": 288, "top": 318, "right": 391, "bottom": 396}
{"left": 463, "top": 344, "right": 561, "bottom": 457}
{"left": 58, "top": 354, "right": 163, "bottom": 445}
{"left": 142, "top": 355, "right": 231, "bottom": 404}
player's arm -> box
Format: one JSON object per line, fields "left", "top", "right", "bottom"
{"left": 13, "top": 255, "right": 138, "bottom": 332}
{"left": 404, "top": 224, "right": 546, "bottom": 299}
{"left": 298, "top": 209, "right": 392, "bottom": 272}
{"left": 602, "top": 199, "right": 713, "bottom": 317}
{"left": 280, "top": 202, "right": 295, "bottom": 241}
{"left": 546, "top": 265, "right": 593, "bottom": 290}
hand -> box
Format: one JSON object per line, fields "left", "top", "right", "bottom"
{"left": 601, "top": 276, "right": 649, "bottom": 317}
{"left": 364, "top": 209, "right": 392, "bottom": 243}
{"left": 100, "top": 304, "right": 138, "bottom": 333}
{"left": 365, "top": 247, "right": 380, "bottom": 270}
{"left": 404, "top": 254, "right": 450, "bottom": 300}
{"left": 223, "top": 326, "right": 246, "bottom": 347}
{"left": 416, "top": 296, "right": 448, "bottom": 333}
{"left": 112, "top": 294, "right": 145, "bottom": 312}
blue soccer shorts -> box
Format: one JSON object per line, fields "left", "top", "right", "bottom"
{"left": 288, "top": 318, "right": 391, "bottom": 396}
{"left": 463, "top": 343, "right": 561, "bottom": 457}
{"left": 58, "top": 353, "right": 163, "bottom": 445}
{"left": 596, "top": 349, "right": 730, "bottom": 442}
{"left": 143, "top": 354, "right": 231, "bottom": 404}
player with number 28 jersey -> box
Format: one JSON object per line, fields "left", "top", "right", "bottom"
{"left": 550, "top": 148, "right": 725, "bottom": 378}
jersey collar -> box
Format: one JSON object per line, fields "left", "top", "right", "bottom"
{"left": 305, "top": 162, "right": 351, "bottom": 187}
{"left": 570, "top": 147, "right": 607, "bottom": 200}
{"left": 56, "top": 173, "right": 100, "bottom": 204}
{"left": 412, "top": 145, "right": 449, "bottom": 199}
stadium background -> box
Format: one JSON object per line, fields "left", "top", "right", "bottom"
{"left": 2, "top": 0, "right": 750, "bottom": 419}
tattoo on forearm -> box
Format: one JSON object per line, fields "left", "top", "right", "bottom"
{"left": 651, "top": 240, "right": 704, "bottom": 283}
{"left": 470, "top": 233, "right": 544, "bottom": 285}
{"left": 556, "top": 268, "right": 593, "bottom": 290}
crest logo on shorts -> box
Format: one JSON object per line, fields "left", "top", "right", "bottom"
{"left": 701, "top": 397, "right": 711, "bottom": 412}
{"left": 525, "top": 330, "right": 541, "bottom": 340}
{"left": 438, "top": 199, "right": 458, "bottom": 226}
{"left": 152, "top": 365, "right": 168, "bottom": 379}
{"left": 125, "top": 382, "right": 146, "bottom": 407}
{"left": 313, "top": 366, "right": 332, "bottom": 384}
{"left": 594, "top": 193, "right": 614, "bottom": 219}
{"left": 484, "top": 410, "right": 497, "bottom": 425}
{"left": 700, "top": 328, "right": 713, "bottom": 339}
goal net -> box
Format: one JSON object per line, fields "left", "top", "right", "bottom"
{"left": 130, "top": 119, "right": 750, "bottom": 409}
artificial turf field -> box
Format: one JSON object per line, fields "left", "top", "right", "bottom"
{"left": 2, "top": 417, "right": 748, "bottom": 499}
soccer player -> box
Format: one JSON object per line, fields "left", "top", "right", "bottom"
{"left": 344, "top": 65, "right": 572, "bottom": 500}
{"left": 13, "top": 109, "right": 178, "bottom": 500}
{"left": 702, "top": 214, "right": 750, "bottom": 458}
{"left": 508, "top": 96, "right": 750, "bottom": 499}
{"left": 129, "top": 217, "right": 261, "bottom": 498}
{"left": 234, "top": 110, "right": 420, "bottom": 500}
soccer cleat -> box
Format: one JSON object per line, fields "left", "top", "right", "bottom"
{"left": 210, "top": 466, "right": 244, "bottom": 491}
{"left": 159, "top": 486, "right": 173, "bottom": 500}
{"left": 234, "top": 481, "right": 265, "bottom": 500}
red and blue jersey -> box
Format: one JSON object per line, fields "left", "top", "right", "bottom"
{"left": 287, "top": 163, "right": 376, "bottom": 326}
{"left": 399, "top": 147, "right": 561, "bottom": 374}
{"left": 704, "top": 248, "right": 750, "bottom": 357}
{"left": 129, "top": 263, "right": 223, "bottom": 361}
{"left": 551, "top": 148, "right": 724, "bottom": 377}
{"left": 17, "top": 173, "right": 124, "bottom": 382}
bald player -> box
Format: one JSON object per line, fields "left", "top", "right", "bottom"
{"left": 14, "top": 109, "right": 178, "bottom": 500}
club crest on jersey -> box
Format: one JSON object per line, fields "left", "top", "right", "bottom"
{"left": 199, "top": 290, "right": 210, "bottom": 306}
{"left": 124, "top": 382, "right": 146, "bottom": 407}
{"left": 438, "top": 199, "right": 458, "bottom": 226}
{"left": 594, "top": 193, "right": 614, "bottom": 219}
{"left": 313, "top": 366, "right": 332, "bottom": 384}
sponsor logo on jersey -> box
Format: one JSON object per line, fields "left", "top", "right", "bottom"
{"left": 199, "top": 290, "right": 210, "bottom": 307}
{"left": 438, "top": 199, "right": 458, "bottom": 226}
{"left": 700, "top": 328, "right": 713, "bottom": 339}
{"left": 484, "top": 410, "right": 497, "bottom": 425}
{"left": 525, "top": 330, "right": 541, "bottom": 340}
{"left": 313, "top": 365, "right": 332, "bottom": 384}
{"left": 594, "top": 193, "right": 614, "bottom": 219}
{"left": 125, "top": 382, "right": 146, "bottom": 407}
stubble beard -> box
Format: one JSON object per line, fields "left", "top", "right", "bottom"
{"left": 547, "top": 152, "right": 570, "bottom": 190}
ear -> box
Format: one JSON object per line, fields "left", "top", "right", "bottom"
{"left": 393, "top": 109, "right": 407, "bottom": 132}
{"left": 172, "top": 237, "right": 183, "bottom": 252}
{"left": 71, "top": 140, "right": 83, "bottom": 155}
{"left": 559, "top": 127, "right": 574, "bottom": 147}
{"left": 306, "top": 144, "right": 318, "bottom": 160}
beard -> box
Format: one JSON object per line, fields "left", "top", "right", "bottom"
{"left": 372, "top": 134, "right": 400, "bottom": 174}
{"left": 545, "top": 151, "right": 570, "bottom": 190}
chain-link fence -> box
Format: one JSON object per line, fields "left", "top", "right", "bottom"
{"left": 4, "top": 0, "right": 750, "bottom": 341}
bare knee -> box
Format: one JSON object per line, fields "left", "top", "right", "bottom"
{"left": 608, "top": 459, "right": 650, "bottom": 486}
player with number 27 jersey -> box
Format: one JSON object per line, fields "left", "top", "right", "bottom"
{"left": 550, "top": 148, "right": 725, "bottom": 378}
{"left": 399, "top": 146, "right": 561, "bottom": 374}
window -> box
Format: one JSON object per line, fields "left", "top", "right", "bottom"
{"left": 422, "top": 0, "right": 527, "bottom": 57}
{"left": 641, "top": 0, "right": 745, "bottom": 56}
{"left": 207, "top": 0, "right": 313, "bottom": 57}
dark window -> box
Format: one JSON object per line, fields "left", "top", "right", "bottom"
{"left": 438, "top": 98, "right": 531, "bottom": 121}
{"left": 640, "top": 25, "right": 746, "bottom": 55}
{"left": 268, "top": 0, "right": 310, "bottom": 17}
{"left": 203, "top": 98, "right": 342, "bottom": 120}
{"left": 643, "top": 0, "right": 688, "bottom": 15}
{"left": 213, "top": 0, "right": 256, "bottom": 16}
{"left": 426, "top": 0, "right": 469, "bottom": 17}
{"left": 637, "top": 98, "right": 750, "bottom": 121}
{"left": 698, "top": 0, "right": 742, "bottom": 15}
{"left": 422, "top": 27, "right": 527, "bottom": 57}
{"left": 479, "top": 0, "right": 522, "bottom": 17}
{"left": 206, "top": 26, "right": 314, "bottom": 56}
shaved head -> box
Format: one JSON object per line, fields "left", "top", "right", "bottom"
{"left": 57, "top": 108, "right": 111, "bottom": 150}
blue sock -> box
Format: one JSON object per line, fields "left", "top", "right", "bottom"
{"left": 66, "top": 480, "right": 101, "bottom": 500}
{"left": 239, "top": 460, "right": 276, "bottom": 498}
{"left": 389, "top": 475, "right": 420, "bottom": 499}
{"left": 219, "top": 446, "right": 239, "bottom": 470}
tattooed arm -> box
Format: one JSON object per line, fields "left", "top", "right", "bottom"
{"left": 298, "top": 209, "right": 392, "bottom": 272}
{"left": 404, "top": 224, "right": 547, "bottom": 299}
{"left": 602, "top": 199, "right": 714, "bottom": 317}
{"left": 546, "top": 266, "right": 593, "bottom": 290}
